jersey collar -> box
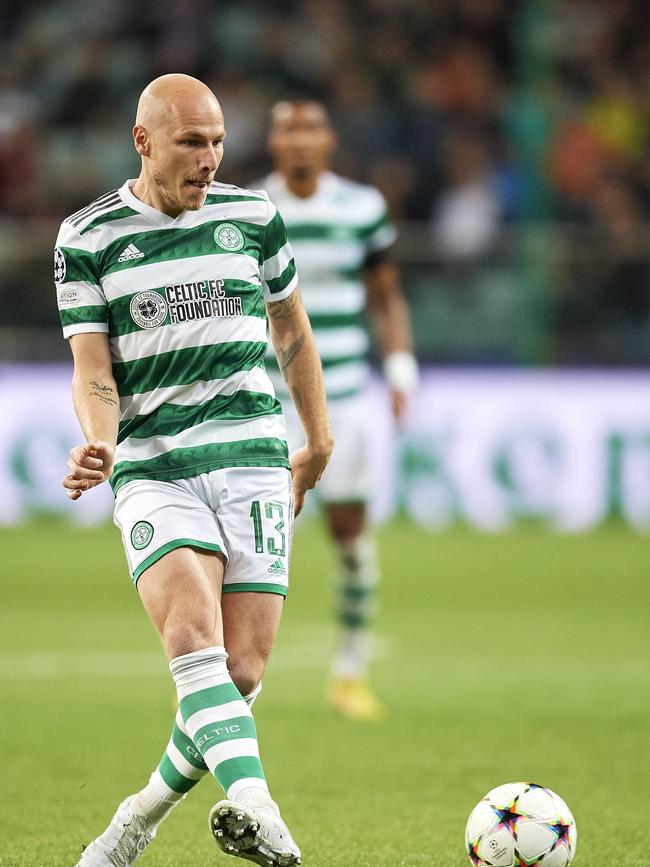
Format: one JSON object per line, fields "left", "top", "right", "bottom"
{"left": 119, "top": 179, "right": 194, "bottom": 226}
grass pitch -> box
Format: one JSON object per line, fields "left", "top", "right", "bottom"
{"left": 1, "top": 519, "right": 648, "bottom": 866}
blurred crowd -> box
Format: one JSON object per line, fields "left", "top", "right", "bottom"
{"left": 1, "top": 0, "right": 649, "bottom": 363}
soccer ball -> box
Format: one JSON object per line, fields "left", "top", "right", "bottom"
{"left": 465, "top": 782, "right": 577, "bottom": 866}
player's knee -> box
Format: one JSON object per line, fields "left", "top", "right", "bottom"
{"left": 228, "top": 656, "right": 263, "bottom": 698}
{"left": 163, "top": 621, "right": 219, "bottom": 659}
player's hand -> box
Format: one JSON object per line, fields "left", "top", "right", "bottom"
{"left": 289, "top": 439, "right": 334, "bottom": 517}
{"left": 63, "top": 440, "right": 115, "bottom": 500}
{"left": 390, "top": 389, "right": 408, "bottom": 425}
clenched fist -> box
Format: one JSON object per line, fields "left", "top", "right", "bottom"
{"left": 63, "top": 440, "right": 115, "bottom": 500}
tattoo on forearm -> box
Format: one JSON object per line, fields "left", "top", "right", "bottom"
{"left": 278, "top": 334, "right": 305, "bottom": 378}
{"left": 90, "top": 380, "right": 117, "bottom": 408}
{"left": 290, "top": 385, "right": 303, "bottom": 412}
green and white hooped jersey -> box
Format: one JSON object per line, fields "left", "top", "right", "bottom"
{"left": 55, "top": 179, "right": 298, "bottom": 493}
{"left": 259, "top": 171, "right": 397, "bottom": 400}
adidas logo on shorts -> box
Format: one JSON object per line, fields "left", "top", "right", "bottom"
{"left": 267, "top": 558, "right": 286, "bottom": 576}
{"left": 118, "top": 243, "right": 145, "bottom": 263}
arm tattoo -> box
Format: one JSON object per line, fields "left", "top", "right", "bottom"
{"left": 290, "top": 385, "right": 303, "bottom": 412}
{"left": 90, "top": 380, "right": 117, "bottom": 408}
{"left": 266, "top": 289, "right": 302, "bottom": 320}
{"left": 277, "top": 334, "right": 305, "bottom": 378}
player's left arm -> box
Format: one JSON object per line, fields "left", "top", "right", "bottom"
{"left": 363, "top": 255, "right": 418, "bottom": 422}
{"left": 266, "top": 288, "right": 334, "bottom": 516}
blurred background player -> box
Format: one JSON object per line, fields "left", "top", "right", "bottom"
{"left": 258, "top": 101, "right": 418, "bottom": 720}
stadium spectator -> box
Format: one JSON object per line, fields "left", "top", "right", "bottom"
{"left": 1, "top": 0, "right": 649, "bottom": 363}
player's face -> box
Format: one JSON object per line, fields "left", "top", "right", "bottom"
{"left": 269, "top": 105, "right": 336, "bottom": 176}
{"left": 149, "top": 102, "right": 226, "bottom": 214}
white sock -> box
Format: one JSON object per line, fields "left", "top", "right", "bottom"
{"left": 244, "top": 682, "right": 263, "bottom": 708}
{"left": 332, "top": 628, "right": 372, "bottom": 678}
{"left": 332, "top": 535, "right": 379, "bottom": 677}
{"left": 131, "top": 770, "right": 185, "bottom": 824}
{"left": 170, "top": 645, "right": 270, "bottom": 802}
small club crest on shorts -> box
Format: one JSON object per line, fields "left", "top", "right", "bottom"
{"left": 131, "top": 520, "right": 154, "bottom": 550}
{"left": 214, "top": 222, "right": 245, "bottom": 252}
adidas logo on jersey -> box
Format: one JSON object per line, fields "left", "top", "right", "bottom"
{"left": 267, "top": 558, "right": 287, "bottom": 576}
{"left": 118, "top": 243, "right": 145, "bottom": 263}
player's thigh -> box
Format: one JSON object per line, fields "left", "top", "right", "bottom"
{"left": 138, "top": 546, "right": 227, "bottom": 656}
{"left": 114, "top": 477, "right": 225, "bottom": 584}
{"left": 222, "top": 591, "right": 284, "bottom": 687}
{"left": 114, "top": 478, "right": 227, "bottom": 655}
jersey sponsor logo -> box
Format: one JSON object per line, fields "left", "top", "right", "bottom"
{"left": 118, "top": 243, "right": 145, "bottom": 263}
{"left": 214, "top": 222, "right": 245, "bottom": 252}
{"left": 267, "top": 557, "right": 286, "bottom": 576}
{"left": 54, "top": 247, "right": 66, "bottom": 283}
{"left": 164, "top": 279, "right": 243, "bottom": 324}
{"left": 57, "top": 287, "right": 78, "bottom": 306}
{"left": 131, "top": 520, "right": 154, "bottom": 550}
{"left": 130, "top": 291, "right": 168, "bottom": 329}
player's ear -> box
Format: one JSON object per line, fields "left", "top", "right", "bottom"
{"left": 133, "top": 125, "right": 151, "bottom": 157}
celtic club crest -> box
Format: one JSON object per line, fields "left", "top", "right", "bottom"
{"left": 131, "top": 521, "right": 154, "bottom": 550}
{"left": 214, "top": 222, "right": 245, "bottom": 252}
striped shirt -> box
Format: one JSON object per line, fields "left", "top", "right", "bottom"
{"left": 55, "top": 179, "right": 298, "bottom": 493}
{"left": 259, "top": 171, "right": 396, "bottom": 400}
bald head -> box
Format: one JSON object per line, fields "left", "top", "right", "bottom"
{"left": 136, "top": 74, "right": 222, "bottom": 131}
{"left": 131, "top": 74, "right": 226, "bottom": 218}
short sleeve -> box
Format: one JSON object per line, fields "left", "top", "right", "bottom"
{"left": 55, "top": 221, "right": 108, "bottom": 339}
{"left": 361, "top": 192, "right": 398, "bottom": 255}
{"left": 259, "top": 197, "right": 299, "bottom": 302}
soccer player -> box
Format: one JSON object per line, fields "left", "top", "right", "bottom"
{"left": 56, "top": 75, "right": 333, "bottom": 867}
{"left": 258, "top": 102, "right": 417, "bottom": 721}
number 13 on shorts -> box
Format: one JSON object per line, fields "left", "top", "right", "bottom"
{"left": 249, "top": 500, "right": 286, "bottom": 556}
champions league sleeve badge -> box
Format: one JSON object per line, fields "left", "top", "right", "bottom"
{"left": 54, "top": 247, "right": 67, "bottom": 283}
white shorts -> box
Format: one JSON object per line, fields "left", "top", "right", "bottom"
{"left": 113, "top": 466, "right": 293, "bottom": 594}
{"left": 283, "top": 393, "right": 371, "bottom": 503}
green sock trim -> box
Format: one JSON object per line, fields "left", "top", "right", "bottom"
{"left": 172, "top": 722, "right": 207, "bottom": 770}
{"left": 158, "top": 754, "right": 200, "bottom": 794}
{"left": 341, "top": 585, "right": 374, "bottom": 600}
{"left": 338, "top": 612, "right": 370, "bottom": 628}
{"left": 216, "top": 755, "right": 266, "bottom": 793}
{"left": 179, "top": 682, "right": 242, "bottom": 723}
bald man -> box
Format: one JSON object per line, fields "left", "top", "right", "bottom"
{"left": 55, "top": 75, "right": 332, "bottom": 867}
{"left": 258, "top": 102, "right": 417, "bottom": 720}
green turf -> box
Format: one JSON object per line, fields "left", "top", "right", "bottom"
{"left": 1, "top": 519, "right": 648, "bottom": 866}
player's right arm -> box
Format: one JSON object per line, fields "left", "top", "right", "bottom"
{"left": 54, "top": 217, "right": 117, "bottom": 500}
{"left": 64, "top": 332, "right": 119, "bottom": 500}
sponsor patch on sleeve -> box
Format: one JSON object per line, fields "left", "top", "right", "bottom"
{"left": 57, "top": 287, "right": 78, "bottom": 306}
